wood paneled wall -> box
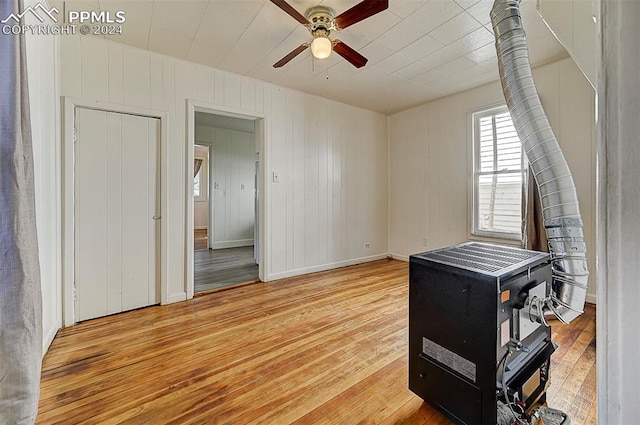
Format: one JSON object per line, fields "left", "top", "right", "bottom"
{"left": 59, "top": 35, "right": 388, "bottom": 301}
{"left": 389, "top": 57, "right": 598, "bottom": 303}
{"left": 196, "top": 125, "right": 256, "bottom": 248}
{"left": 24, "top": 0, "right": 61, "bottom": 351}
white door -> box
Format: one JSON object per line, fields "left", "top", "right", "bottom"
{"left": 75, "top": 108, "right": 160, "bottom": 321}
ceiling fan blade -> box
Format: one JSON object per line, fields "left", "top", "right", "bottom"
{"left": 273, "top": 43, "right": 309, "bottom": 68}
{"left": 334, "top": 0, "right": 388, "bottom": 29}
{"left": 269, "top": 0, "right": 309, "bottom": 24}
{"left": 333, "top": 40, "right": 368, "bottom": 68}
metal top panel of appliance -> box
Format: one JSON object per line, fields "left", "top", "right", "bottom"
{"left": 411, "top": 242, "right": 549, "bottom": 279}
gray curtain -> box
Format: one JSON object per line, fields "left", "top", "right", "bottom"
{"left": 523, "top": 165, "right": 548, "bottom": 252}
{"left": 0, "top": 0, "right": 43, "bottom": 423}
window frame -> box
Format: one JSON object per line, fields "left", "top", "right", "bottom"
{"left": 193, "top": 154, "right": 208, "bottom": 202}
{"left": 469, "top": 104, "right": 527, "bottom": 243}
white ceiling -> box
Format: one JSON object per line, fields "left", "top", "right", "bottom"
{"left": 195, "top": 111, "right": 256, "bottom": 133}
{"left": 51, "top": 0, "right": 568, "bottom": 114}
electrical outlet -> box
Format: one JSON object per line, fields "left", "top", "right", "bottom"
{"left": 241, "top": 184, "right": 245, "bottom": 190}
{"left": 272, "top": 172, "right": 280, "bottom": 183}
{"left": 364, "top": 242, "right": 371, "bottom": 248}
{"left": 422, "top": 238, "right": 429, "bottom": 247}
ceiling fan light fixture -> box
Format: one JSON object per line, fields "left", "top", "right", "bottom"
{"left": 270, "top": 0, "right": 388, "bottom": 68}
{"left": 311, "top": 36, "right": 332, "bottom": 59}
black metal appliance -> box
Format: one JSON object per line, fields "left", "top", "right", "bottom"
{"left": 409, "top": 242, "right": 555, "bottom": 424}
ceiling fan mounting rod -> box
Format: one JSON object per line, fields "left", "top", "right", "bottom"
{"left": 305, "top": 6, "right": 337, "bottom": 32}
{"left": 311, "top": 27, "right": 330, "bottom": 38}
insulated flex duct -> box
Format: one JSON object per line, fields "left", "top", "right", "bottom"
{"left": 490, "top": 0, "right": 589, "bottom": 324}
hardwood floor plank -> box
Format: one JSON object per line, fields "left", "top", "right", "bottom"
{"left": 194, "top": 229, "right": 207, "bottom": 251}
{"left": 378, "top": 397, "right": 442, "bottom": 425}
{"left": 547, "top": 307, "right": 596, "bottom": 404}
{"left": 38, "top": 259, "right": 596, "bottom": 424}
{"left": 194, "top": 246, "right": 259, "bottom": 292}
{"left": 576, "top": 363, "right": 597, "bottom": 417}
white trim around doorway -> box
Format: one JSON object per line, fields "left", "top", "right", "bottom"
{"left": 62, "top": 97, "right": 169, "bottom": 326}
{"left": 186, "top": 100, "right": 269, "bottom": 300}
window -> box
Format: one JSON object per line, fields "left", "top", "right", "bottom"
{"left": 471, "top": 106, "right": 526, "bottom": 240}
{"left": 194, "top": 168, "right": 202, "bottom": 197}
{"left": 193, "top": 154, "right": 207, "bottom": 201}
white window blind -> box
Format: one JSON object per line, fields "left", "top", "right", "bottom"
{"left": 472, "top": 107, "right": 526, "bottom": 240}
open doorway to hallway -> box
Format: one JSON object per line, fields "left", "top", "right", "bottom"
{"left": 192, "top": 112, "right": 259, "bottom": 293}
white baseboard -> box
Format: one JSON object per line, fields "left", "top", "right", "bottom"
{"left": 212, "top": 239, "right": 254, "bottom": 249}
{"left": 166, "top": 292, "right": 187, "bottom": 304}
{"left": 586, "top": 293, "right": 597, "bottom": 305}
{"left": 266, "top": 254, "right": 389, "bottom": 282}
{"left": 194, "top": 225, "right": 208, "bottom": 230}
{"left": 42, "top": 324, "right": 59, "bottom": 356}
{"left": 389, "top": 253, "right": 409, "bottom": 262}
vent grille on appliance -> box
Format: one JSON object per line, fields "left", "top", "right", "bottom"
{"left": 420, "top": 243, "right": 542, "bottom": 274}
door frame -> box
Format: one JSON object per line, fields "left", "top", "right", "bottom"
{"left": 62, "top": 97, "right": 169, "bottom": 326}
{"left": 192, "top": 141, "right": 214, "bottom": 249}
{"left": 186, "top": 100, "right": 268, "bottom": 299}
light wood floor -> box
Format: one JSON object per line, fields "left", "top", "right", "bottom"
{"left": 194, "top": 246, "right": 259, "bottom": 293}
{"left": 38, "top": 259, "right": 596, "bottom": 424}
{"left": 194, "top": 229, "right": 208, "bottom": 251}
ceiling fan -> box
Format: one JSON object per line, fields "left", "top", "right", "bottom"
{"left": 270, "top": 0, "right": 389, "bottom": 69}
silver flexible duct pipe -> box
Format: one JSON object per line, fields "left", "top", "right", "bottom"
{"left": 490, "top": 0, "right": 589, "bottom": 324}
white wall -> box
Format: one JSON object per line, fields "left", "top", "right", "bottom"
{"left": 196, "top": 125, "right": 256, "bottom": 249}
{"left": 59, "top": 35, "right": 388, "bottom": 299}
{"left": 24, "top": 1, "right": 61, "bottom": 352}
{"left": 193, "top": 144, "right": 209, "bottom": 230}
{"left": 389, "top": 57, "right": 597, "bottom": 303}
{"left": 538, "top": 0, "right": 596, "bottom": 87}
{"left": 597, "top": 0, "right": 640, "bottom": 420}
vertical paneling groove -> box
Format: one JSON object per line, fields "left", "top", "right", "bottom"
{"left": 108, "top": 44, "right": 124, "bottom": 104}
{"left": 255, "top": 81, "right": 264, "bottom": 114}
{"left": 241, "top": 77, "right": 256, "bottom": 112}
{"left": 214, "top": 70, "right": 224, "bottom": 105}
{"left": 149, "top": 54, "right": 163, "bottom": 110}
{"left": 269, "top": 88, "right": 287, "bottom": 274}
{"left": 337, "top": 114, "right": 346, "bottom": 261}
{"left": 123, "top": 49, "right": 151, "bottom": 108}
{"left": 332, "top": 115, "right": 342, "bottom": 262}
{"left": 81, "top": 38, "right": 109, "bottom": 102}
{"left": 60, "top": 34, "right": 81, "bottom": 98}
{"left": 195, "top": 65, "right": 214, "bottom": 104}
{"left": 326, "top": 111, "right": 334, "bottom": 262}
{"left": 318, "top": 102, "right": 328, "bottom": 264}
{"left": 285, "top": 91, "right": 295, "bottom": 271}
{"left": 292, "top": 93, "right": 305, "bottom": 270}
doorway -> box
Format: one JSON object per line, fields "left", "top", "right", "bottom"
{"left": 191, "top": 111, "right": 260, "bottom": 293}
